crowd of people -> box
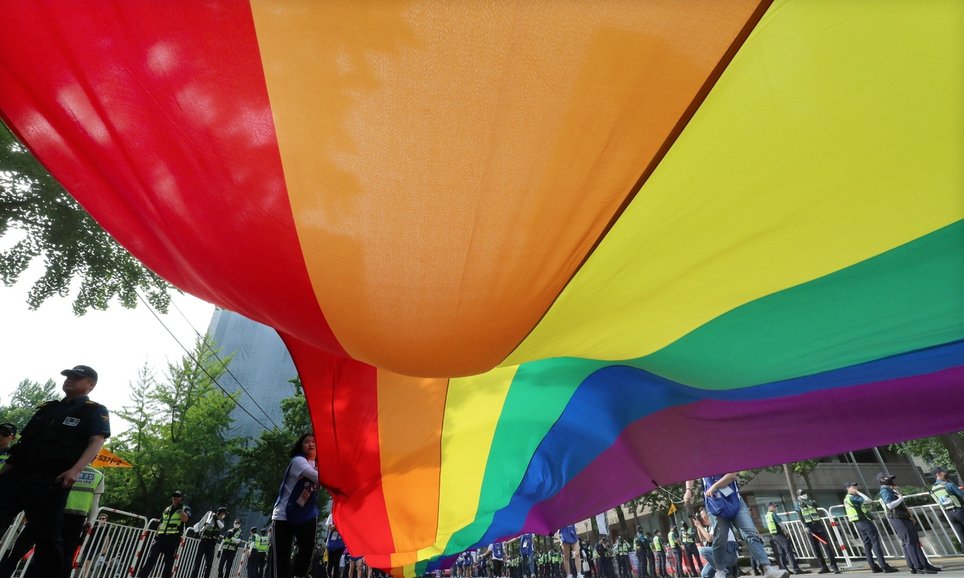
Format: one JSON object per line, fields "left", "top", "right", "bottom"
{"left": 0, "top": 365, "right": 961, "bottom": 578}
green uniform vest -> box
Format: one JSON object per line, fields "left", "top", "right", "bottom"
{"left": 550, "top": 551, "right": 561, "bottom": 563}
{"left": 765, "top": 511, "right": 780, "bottom": 535}
{"left": 667, "top": 531, "right": 678, "bottom": 548}
{"left": 256, "top": 534, "right": 270, "bottom": 553}
{"left": 844, "top": 495, "right": 872, "bottom": 522}
{"left": 932, "top": 481, "right": 962, "bottom": 509}
{"left": 799, "top": 500, "right": 820, "bottom": 523}
{"left": 223, "top": 535, "right": 241, "bottom": 551}
{"left": 64, "top": 466, "right": 104, "bottom": 516}
{"left": 651, "top": 536, "right": 661, "bottom": 552}
{"left": 157, "top": 506, "right": 186, "bottom": 535}
{"left": 681, "top": 528, "right": 694, "bottom": 544}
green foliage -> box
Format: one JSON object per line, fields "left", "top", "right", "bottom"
{"left": 233, "top": 378, "right": 327, "bottom": 516}
{"left": 0, "top": 378, "right": 58, "bottom": 431}
{"left": 0, "top": 121, "right": 172, "bottom": 314}
{"left": 102, "top": 338, "right": 242, "bottom": 518}
{"left": 891, "top": 433, "right": 964, "bottom": 472}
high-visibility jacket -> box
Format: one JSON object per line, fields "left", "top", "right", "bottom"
{"left": 157, "top": 506, "right": 187, "bottom": 535}
{"left": 932, "top": 481, "right": 963, "bottom": 509}
{"left": 667, "top": 531, "right": 678, "bottom": 548}
{"left": 222, "top": 533, "right": 242, "bottom": 551}
{"left": 650, "top": 535, "right": 662, "bottom": 552}
{"left": 765, "top": 511, "right": 783, "bottom": 535}
{"left": 798, "top": 500, "right": 821, "bottom": 524}
{"left": 844, "top": 494, "right": 872, "bottom": 522}
{"left": 64, "top": 466, "right": 104, "bottom": 516}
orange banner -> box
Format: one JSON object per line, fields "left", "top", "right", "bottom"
{"left": 92, "top": 447, "right": 132, "bottom": 468}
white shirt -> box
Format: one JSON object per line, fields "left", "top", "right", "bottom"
{"left": 271, "top": 455, "right": 319, "bottom": 521}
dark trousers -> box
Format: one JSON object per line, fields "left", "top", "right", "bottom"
{"left": 272, "top": 518, "right": 317, "bottom": 578}
{"left": 635, "top": 549, "right": 648, "bottom": 578}
{"left": 219, "top": 549, "right": 238, "bottom": 578}
{"left": 768, "top": 534, "right": 800, "bottom": 571}
{"left": 248, "top": 551, "right": 267, "bottom": 578}
{"left": 326, "top": 548, "right": 345, "bottom": 578}
{"left": 138, "top": 534, "right": 181, "bottom": 578}
{"left": 0, "top": 470, "right": 70, "bottom": 578}
{"left": 681, "top": 544, "right": 700, "bottom": 577}
{"left": 642, "top": 551, "right": 654, "bottom": 578}
{"left": 854, "top": 520, "right": 887, "bottom": 569}
{"left": 889, "top": 517, "right": 928, "bottom": 570}
{"left": 616, "top": 555, "right": 629, "bottom": 578}
{"left": 804, "top": 523, "right": 838, "bottom": 570}
{"left": 669, "top": 548, "right": 682, "bottom": 578}
{"left": 654, "top": 552, "right": 666, "bottom": 578}
{"left": 945, "top": 508, "right": 964, "bottom": 547}
{"left": 0, "top": 512, "right": 84, "bottom": 578}
{"left": 192, "top": 538, "right": 218, "bottom": 578}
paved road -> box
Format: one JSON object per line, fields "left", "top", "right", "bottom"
{"left": 759, "top": 557, "right": 964, "bottom": 578}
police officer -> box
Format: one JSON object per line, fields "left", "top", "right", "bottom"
{"left": 0, "top": 364, "right": 110, "bottom": 578}
{"left": 219, "top": 527, "right": 242, "bottom": 578}
{"left": 878, "top": 472, "right": 939, "bottom": 574}
{"left": 191, "top": 506, "right": 229, "bottom": 578}
{"left": 0, "top": 423, "right": 16, "bottom": 467}
{"left": 680, "top": 524, "right": 700, "bottom": 578}
{"left": 666, "top": 526, "right": 683, "bottom": 578}
{"left": 843, "top": 481, "right": 896, "bottom": 573}
{"left": 794, "top": 489, "right": 839, "bottom": 574}
{"left": 931, "top": 467, "right": 964, "bottom": 545}
{"left": 249, "top": 526, "right": 269, "bottom": 578}
{"left": 138, "top": 490, "right": 191, "bottom": 578}
{"left": 634, "top": 527, "right": 651, "bottom": 578}
{"left": 0, "top": 464, "right": 104, "bottom": 578}
{"left": 650, "top": 532, "right": 666, "bottom": 578}
{"left": 61, "top": 465, "right": 105, "bottom": 578}
{"left": 765, "top": 503, "right": 808, "bottom": 574}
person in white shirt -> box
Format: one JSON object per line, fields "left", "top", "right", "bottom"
{"left": 271, "top": 433, "right": 320, "bottom": 578}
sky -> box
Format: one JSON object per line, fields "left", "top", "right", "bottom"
{"left": 0, "top": 273, "right": 216, "bottom": 434}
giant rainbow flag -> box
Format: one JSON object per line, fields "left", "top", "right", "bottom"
{"left": 1, "top": 0, "right": 962, "bottom": 573}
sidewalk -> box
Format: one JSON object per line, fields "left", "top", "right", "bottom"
{"left": 788, "top": 557, "right": 964, "bottom": 577}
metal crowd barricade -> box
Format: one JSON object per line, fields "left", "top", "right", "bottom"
{"left": 0, "top": 512, "right": 25, "bottom": 560}
{"left": 69, "top": 507, "right": 150, "bottom": 578}
{"left": 773, "top": 493, "right": 962, "bottom": 570}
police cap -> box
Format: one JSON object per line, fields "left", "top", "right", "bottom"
{"left": 0, "top": 423, "right": 16, "bottom": 436}
{"left": 61, "top": 365, "right": 98, "bottom": 382}
{"left": 844, "top": 481, "right": 858, "bottom": 489}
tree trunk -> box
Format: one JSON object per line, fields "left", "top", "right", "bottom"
{"left": 937, "top": 433, "right": 964, "bottom": 477}
{"left": 615, "top": 505, "right": 629, "bottom": 538}
{"left": 782, "top": 464, "right": 800, "bottom": 507}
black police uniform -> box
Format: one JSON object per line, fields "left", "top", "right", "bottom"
{"left": 0, "top": 395, "right": 110, "bottom": 578}
{"left": 191, "top": 514, "right": 225, "bottom": 578}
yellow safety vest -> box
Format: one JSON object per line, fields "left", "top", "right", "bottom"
{"left": 932, "top": 481, "right": 962, "bottom": 509}
{"left": 766, "top": 511, "right": 781, "bottom": 534}
{"left": 844, "top": 495, "right": 872, "bottom": 522}
{"left": 64, "top": 466, "right": 104, "bottom": 516}
{"left": 799, "top": 501, "right": 820, "bottom": 523}
{"left": 157, "top": 506, "right": 186, "bottom": 535}
{"left": 651, "top": 536, "right": 661, "bottom": 552}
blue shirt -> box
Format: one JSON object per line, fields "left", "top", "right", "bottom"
{"left": 520, "top": 533, "right": 533, "bottom": 555}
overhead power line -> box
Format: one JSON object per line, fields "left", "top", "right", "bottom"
{"left": 135, "top": 291, "right": 276, "bottom": 432}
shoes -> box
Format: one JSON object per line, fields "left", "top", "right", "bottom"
{"left": 817, "top": 570, "right": 830, "bottom": 575}
{"left": 832, "top": 570, "right": 841, "bottom": 575}
{"left": 919, "top": 571, "right": 938, "bottom": 575}
{"left": 925, "top": 566, "right": 942, "bottom": 572}
{"left": 763, "top": 568, "right": 790, "bottom": 578}
{"left": 883, "top": 567, "right": 899, "bottom": 574}
{"left": 714, "top": 571, "right": 728, "bottom": 578}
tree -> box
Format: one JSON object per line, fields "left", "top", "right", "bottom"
{"left": 1, "top": 121, "right": 172, "bottom": 314}
{"left": 102, "top": 338, "right": 242, "bottom": 517}
{"left": 0, "top": 378, "right": 58, "bottom": 429}
{"left": 233, "top": 378, "right": 326, "bottom": 516}
{"left": 891, "top": 431, "right": 964, "bottom": 479}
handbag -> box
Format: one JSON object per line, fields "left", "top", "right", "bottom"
{"left": 703, "top": 476, "right": 741, "bottom": 521}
